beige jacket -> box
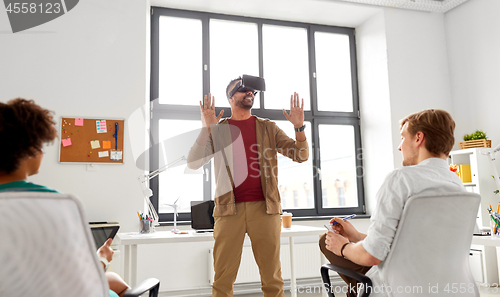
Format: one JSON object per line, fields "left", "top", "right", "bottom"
{"left": 187, "top": 116, "right": 309, "bottom": 217}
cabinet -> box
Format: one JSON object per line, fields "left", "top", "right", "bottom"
{"left": 470, "top": 249, "right": 484, "bottom": 283}
{"left": 449, "top": 148, "right": 500, "bottom": 285}
{"left": 469, "top": 244, "right": 498, "bottom": 285}
{"left": 449, "top": 148, "right": 499, "bottom": 228}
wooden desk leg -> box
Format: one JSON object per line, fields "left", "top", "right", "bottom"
{"left": 131, "top": 244, "right": 138, "bottom": 287}
{"left": 123, "top": 244, "right": 130, "bottom": 284}
{"left": 289, "top": 236, "right": 297, "bottom": 297}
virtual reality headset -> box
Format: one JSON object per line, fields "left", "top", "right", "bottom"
{"left": 228, "top": 74, "right": 266, "bottom": 98}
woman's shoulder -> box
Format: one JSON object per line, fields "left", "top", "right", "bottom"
{"left": 0, "top": 180, "right": 58, "bottom": 193}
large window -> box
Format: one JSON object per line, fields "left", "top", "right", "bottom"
{"left": 150, "top": 8, "right": 364, "bottom": 223}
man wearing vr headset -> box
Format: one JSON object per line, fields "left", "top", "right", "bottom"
{"left": 187, "top": 75, "right": 308, "bottom": 297}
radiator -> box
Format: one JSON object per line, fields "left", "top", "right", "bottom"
{"left": 208, "top": 243, "right": 323, "bottom": 284}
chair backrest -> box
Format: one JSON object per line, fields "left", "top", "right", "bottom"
{"left": 379, "top": 192, "right": 481, "bottom": 297}
{"left": 0, "top": 192, "right": 109, "bottom": 297}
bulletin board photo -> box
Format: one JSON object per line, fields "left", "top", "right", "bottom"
{"left": 58, "top": 117, "right": 125, "bottom": 164}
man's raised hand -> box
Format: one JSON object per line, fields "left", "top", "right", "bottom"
{"left": 200, "top": 93, "right": 224, "bottom": 129}
{"left": 282, "top": 92, "right": 304, "bottom": 128}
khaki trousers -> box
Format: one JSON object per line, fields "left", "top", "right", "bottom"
{"left": 319, "top": 233, "right": 372, "bottom": 297}
{"left": 212, "top": 201, "right": 284, "bottom": 297}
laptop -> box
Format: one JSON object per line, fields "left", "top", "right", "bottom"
{"left": 89, "top": 222, "right": 120, "bottom": 250}
{"left": 190, "top": 201, "right": 215, "bottom": 232}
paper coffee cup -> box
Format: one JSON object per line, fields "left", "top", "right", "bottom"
{"left": 282, "top": 212, "right": 292, "bottom": 229}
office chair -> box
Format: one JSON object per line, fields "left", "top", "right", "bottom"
{"left": 0, "top": 192, "right": 160, "bottom": 297}
{"left": 321, "top": 192, "right": 481, "bottom": 297}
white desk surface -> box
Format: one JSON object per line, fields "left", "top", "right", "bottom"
{"left": 118, "top": 224, "right": 326, "bottom": 244}
{"left": 118, "top": 229, "right": 213, "bottom": 244}
{"left": 472, "top": 235, "right": 500, "bottom": 247}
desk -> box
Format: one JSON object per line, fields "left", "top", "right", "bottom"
{"left": 118, "top": 225, "right": 325, "bottom": 297}
{"left": 472, "top": 235, "right": 500, "bottom": 247}
{"left": 471, "top": 236, "right": 500, "bottom": 284}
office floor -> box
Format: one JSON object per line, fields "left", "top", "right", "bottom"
{"left": 482, "top": 286, "right": 500, "bottom": 297}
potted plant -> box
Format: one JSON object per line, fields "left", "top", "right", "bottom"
{"left": 459, "top": 130, "right": 492, "bottom": 149}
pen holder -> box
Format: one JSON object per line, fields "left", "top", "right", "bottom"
{"left": 491, "top": 219, "right": 500, "bottom": 237}
{"left": 140, "top": 219, "right": 152, "bottom": 234}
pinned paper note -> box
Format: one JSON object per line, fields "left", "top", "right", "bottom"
{"left": 62, "top": 138, "right": 72, "bottom": 147}
{"left": 75, "top": 118, "right": 84, "bottom": 126}
{"left": 98, "top": 151, "right": 109, "bottom": 158}
{"left": 103, "top": 141, "right": 111, "bottom": 149}
{"left": 96, "top": 120, "right": 107, "bottom": 133}
{"left": 110, "top": 150, "right": 123, "bottom": 161}
{"left": 90, "top": 140, "right": 100, "bottom": 149}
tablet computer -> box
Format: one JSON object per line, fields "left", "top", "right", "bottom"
{"left": 89, "top": 222, "right": 120, "bottom": 250}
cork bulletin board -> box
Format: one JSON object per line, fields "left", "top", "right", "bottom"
{"left": 59, "top": 117, "right": 125, "bottom": 164}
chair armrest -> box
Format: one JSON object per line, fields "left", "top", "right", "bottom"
{"left": 122, "top": 278, "right": 160, "bottom": 297}
{"left": 321, "top": 264, "right": 372, "bottom": 297}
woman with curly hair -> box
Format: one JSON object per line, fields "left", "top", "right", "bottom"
{"left": 0, "top": 98, "right": 58, "bottom": 190}
{"left": 0, "top": 98, "right": 130, "bottom": 297}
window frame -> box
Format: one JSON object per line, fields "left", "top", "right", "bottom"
{"left": 150, "top": 7, "right": 365, "bottom": 223}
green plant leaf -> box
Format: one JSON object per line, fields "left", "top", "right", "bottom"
{"left": 464, "top": 130, "right": 487, "bottom": 141}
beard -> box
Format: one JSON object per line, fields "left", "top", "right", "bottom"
{"left": 235, "top": 96, "right": 254, "bottom": 109}
{"left": 402, "top": 155, "right": 417, "bottom": 166}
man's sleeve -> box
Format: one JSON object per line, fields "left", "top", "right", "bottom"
{"left": 361, "top": 170, "right": 408, "bottom": 262}
{"left": 274, "top": 123, "right": 309, "bottom": 163}
{"left": 186, "top": 130, "right": 215, "bottom": 169}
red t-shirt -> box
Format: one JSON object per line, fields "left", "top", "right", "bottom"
{"left": 227, "top": 116, "right": 265, "bottom": 203}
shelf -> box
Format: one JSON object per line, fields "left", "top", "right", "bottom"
{"left": 449, "top": 148, "right": 500, "bottom": 285}
{"left": 449, "top": 148, "right": 475, "bottom": 156}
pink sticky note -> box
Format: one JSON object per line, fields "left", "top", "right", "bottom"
{"left": 62, "top": 138, "right": 72, "bottom": 147}
{"left": 75, "top": 118, "right": 84, "bottom": 126}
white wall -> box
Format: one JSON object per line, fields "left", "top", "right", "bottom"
{"left": 357, "top": 11, "right": 394, "bottom": 215}
{"left": 0, "top": 0, "right": 150, "bottom": 232}
{"left": 445, "top": 0, "right": 500, "bottom": 149}
{"left": 383, "top": 8, "right": 454, "bottom": 167}
{"left": 357, "top": 8, "right": 454, "bottom": 213}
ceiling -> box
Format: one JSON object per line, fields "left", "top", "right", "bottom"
{"left": 151, "top": 0, "right": 382, "bottom": 27}
{"left": 151, "top": 0, "right": 469, "bottom": 28}
{"left": 330, "top": 0, "right": 470, "bottom": 13}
